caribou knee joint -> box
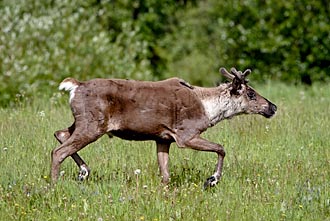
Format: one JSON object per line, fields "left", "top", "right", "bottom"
{"left": 54, "top": 130, "right": 70, "bottom": 144}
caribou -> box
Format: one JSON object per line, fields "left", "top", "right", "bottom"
{"left": 51, "top": 67, "right": 277, "bottom": 188}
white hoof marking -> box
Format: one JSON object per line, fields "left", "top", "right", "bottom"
{"left": 78, "top": 165, "right": 89, "bottom": 181}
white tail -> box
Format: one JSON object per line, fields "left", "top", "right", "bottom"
{"left": 59, "top": 78, "right": 79, "bottom": 103}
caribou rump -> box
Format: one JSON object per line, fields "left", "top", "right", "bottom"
{"left": 51, "top": 67, "right": 277, "bottom": 188}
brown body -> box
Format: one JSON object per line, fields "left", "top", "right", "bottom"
{"left": 51, "top": 68, "right": 277, "bottom": 188}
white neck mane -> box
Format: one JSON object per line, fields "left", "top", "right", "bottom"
{"left": 194, "top": 84, "right": 245, "bottom": 126}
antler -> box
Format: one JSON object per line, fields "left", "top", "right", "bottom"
{"left": 230, "top": 67, "right": 251, "bottom": 82}
{"left": 220, "top": 67, "right": 252, "bottom": 82}
{"left": 243, "top": 69, "right": 251, "bottom": 77}
{"left": 219, "top": 67, "right": 235, "bottom": 80}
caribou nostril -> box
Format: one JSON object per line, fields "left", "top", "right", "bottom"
{"left": 272, "top": 104, "right": 277, "bottom": 112}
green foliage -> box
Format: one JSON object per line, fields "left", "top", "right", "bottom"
{"left": 0, "top": 83, "right": 329, "bottom": 220}
{"left": 165, "top": 0, "right": 330, "bottom": 84}
{"left": 1, "top": 0, "right": 329, "bottom": 107}
{"left": 0, "top": 0, "right": 154, "bottom": 107}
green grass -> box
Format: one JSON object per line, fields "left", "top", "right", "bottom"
{"left": 0, "top": 83, "right": 329, "bottom": 221}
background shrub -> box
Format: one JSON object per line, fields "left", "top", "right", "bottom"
{"left": 164, "top": 0, "right": 330, "bottom": 84}
{"left": 1, "top": 0, "right": 329, "bottom": 107}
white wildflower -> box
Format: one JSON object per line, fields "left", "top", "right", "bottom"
{"left": 134, "top": 169, "right": 141, "bottom": 175}
{"left": 38, "top": 111, "right": 45, "bottom": 118}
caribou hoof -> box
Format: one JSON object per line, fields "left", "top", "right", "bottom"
{"left": 78, "top": 165, "right": 90, "bottom": 181}
{"left": 203, "top": 175, "right": 218, "bottom": 189}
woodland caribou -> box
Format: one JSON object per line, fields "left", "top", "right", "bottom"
{"left": 51, "top": 67, "right": 277, "bottom": 188}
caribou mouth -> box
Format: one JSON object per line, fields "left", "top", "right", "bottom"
{"left": 261, "top": 103, "right": 277, "bottom": 118}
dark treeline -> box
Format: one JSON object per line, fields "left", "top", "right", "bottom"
{"left": 1, "top": 0, "right": 329, "bottom": 107}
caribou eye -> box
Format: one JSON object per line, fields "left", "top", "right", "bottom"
{"left": 247, "top": 90, "right": 256, "bottom": 100}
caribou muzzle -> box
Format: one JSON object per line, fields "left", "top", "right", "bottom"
{"left": 262, "top": 101, "right": 277, "bottom": 118}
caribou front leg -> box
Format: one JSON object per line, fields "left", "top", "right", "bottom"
{"left": 203, "top": 153, "right": 225, "bottom": 188}
{"left": 54, "top": 128, "right": 90, "bottom": 181}
{"left": 183, "top": 135, "right": 226, "bottom": 189}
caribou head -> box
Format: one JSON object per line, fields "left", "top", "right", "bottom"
{"left": 220, "top": 67, "right": 277, "bottom": 118}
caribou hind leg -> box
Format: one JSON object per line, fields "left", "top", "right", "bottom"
{"left": 51, "top": 126, "right": 102, "bottom": 182}
{"left": 54, "top": 125, "right": 90, "bottom": 181}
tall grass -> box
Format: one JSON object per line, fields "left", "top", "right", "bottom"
{"left": 0, "top": 83, "right": 329, "bottom": 220}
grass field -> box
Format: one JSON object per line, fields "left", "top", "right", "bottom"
{"left": 0, "top": 82, "right": 329, "bottom": 220}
